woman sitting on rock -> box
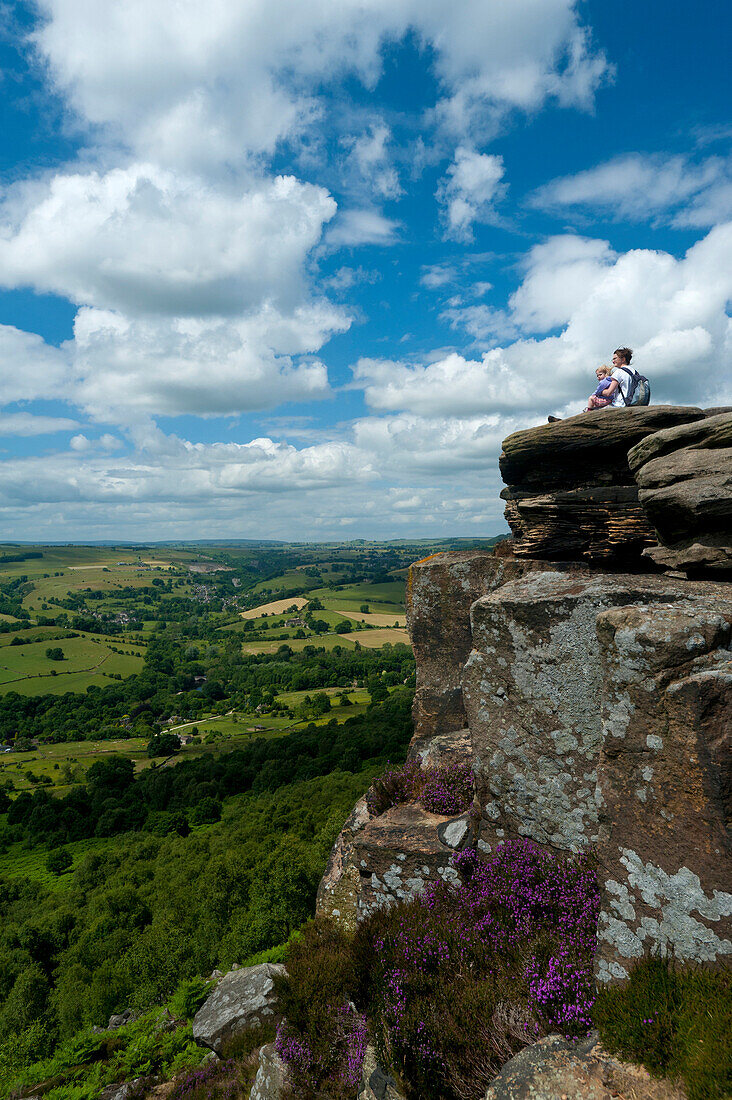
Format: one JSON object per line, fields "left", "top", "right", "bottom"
{"left": 600, "top": 347, "right": 635, "bottom": 407}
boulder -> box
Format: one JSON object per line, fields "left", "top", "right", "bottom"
{"left": 595, "top": 589, "right": 732, "bottom": 981}
{"left": 406, "top": 549, "right": 585, "bottom": 745}
{"left": 358, "top": 1045, "right": 406, "bottom": 1099}
{"left": 499, "top": 406, "right": 705, "bottom": 563}
{"left": 249, "top": 1042, "right": 289, "bottom": 1100}
{"left": 192, "top": 964, "right": 285, "bottom": 1053}
{"left": 483, "top": 1034, "right": 685, "bottom": 1100}
{"left": 628, "top": 411, "right": 732, "bottom": 575}
{"left": 463, "top": 571, "right": 689, "bottom": 853}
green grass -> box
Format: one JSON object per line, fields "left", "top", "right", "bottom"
{"left": 595, "top": 957, "right": 732, "bottom": 1100}
{"left": 0, "top": 633, "right": 145, "bottom": 695}
{"left": 251, "top": 571, "right": 312, "bottom": 594}
{"left": 0, "top": 834, "right": 114, "bottom": 890}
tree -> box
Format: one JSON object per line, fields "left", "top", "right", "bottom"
{"left": 45, "top": 647, "right": 65, "bottom": 661}
{"left": 190, "top": 797, "right": 222, "bottom": 825}
{"left": 147, "top": 732, "right": 181, "bottom": 758}
{"left": 46, "top": 848, "right": 72, "bottom": 875}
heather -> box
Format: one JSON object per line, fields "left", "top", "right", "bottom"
{"left": 366, "top": 758, "right": 473, "bottom": 817}
{"left": 276, "top": 840, "right": 600, "bottom": 1100}
{"left": 595, "top": 956, "right": 732, "bottom": 1100}
{"left": 274, "top": 920, "right": 367, "bottom": 1100}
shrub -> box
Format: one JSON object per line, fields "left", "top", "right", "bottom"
{"left": 366, "top": 759, "right": 473, "bottom": 818}
{"left": 354, "top": 841, "right": 600, "bottom": 1100}
{"left": 168, "top": 977, "right": 213, "bottom": 1020}
{"left": 595, "top": 957, "right": 731, "bottom": 1100}
{"left": 274, "top": 920, "right": 366, "bottom": 1099}
{"left": 421, "top": 761, "right": 473, "bottom": 816}
{"left": 168, "top": 1056, "right": 256, "bottom": 1099}
{"left": 46, "top": 848, "right": 73, "bottom": 875}
{"left": 366, "top": 759, "right": 422, "bottom": 816}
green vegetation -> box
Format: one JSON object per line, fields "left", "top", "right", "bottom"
{"left": 595, "top": 957, "right": 731, "bottom": 1100}
{"left": 0, "top": 537, "right": 504, "bottom": 1098}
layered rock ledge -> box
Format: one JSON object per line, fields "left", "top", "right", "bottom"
{"left": 500, "top": 406, "right": 705, "bottom": 564}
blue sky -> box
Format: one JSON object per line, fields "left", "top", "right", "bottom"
{"left": 0, "top": 0, "right": 729, "bottom": 541}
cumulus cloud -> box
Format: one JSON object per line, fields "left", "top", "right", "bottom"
{"left": 0, "top": 324, "right": 71, "bottom": 403}
{"left": 437, "top": 147, "right": 506, "bottom": 240}
{"left": 355, "top": 223, "right": 732, "bottom": 415}
{"left": 33, "top": 0, "right": 608, "bottom": 170}
{"left": 70, "top": 305, "right": 346, "bottom": 421}
{"left": 0, "top": 165, "right": 337, "bottom": 316}
{"left": 532, "top": 152, "right": 732, "bottom": 228}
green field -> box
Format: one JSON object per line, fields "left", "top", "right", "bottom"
{"left": 0, "top": 633, "right": 145, "bottom": 695}
{"left": 310, "top": 580, "right": 406, "bottom": 615}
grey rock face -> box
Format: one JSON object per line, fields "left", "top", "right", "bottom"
{"left": 406, "top": 549, "right": 585, "bottom": 746}
{"left": 192, "top": 963, "right": 285, "bottom": 1053}
{"left": 249, "top": 1042, "right": 288, "bottom": 1100}
{"left": 628, "top": 410, "right": 732, "bottom": 575}
{"left": 595, "top": 591, "right": 732, "bottom": 981}
{"left": 316, "top": 794, "right": 372, "bottom": 931}
{"left": 463, "top": 571, "right": 687, "bottom": 854}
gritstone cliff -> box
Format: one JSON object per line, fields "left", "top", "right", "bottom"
{"left": 317, "top": 407, "right": 732, "bottom": 984}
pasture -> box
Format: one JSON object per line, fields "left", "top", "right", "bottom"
{"left": 0, "top": 633, "right": 145, "bottom": 695}
{"left": 338, "top": 628, "right": 410, "bottom": 648}
{"left": 239, "top": 596, "right": 309, "bottom": 619}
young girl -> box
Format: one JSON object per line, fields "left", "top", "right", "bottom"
{"left": 585, "top": 365, "right": 614, "bottom": 411}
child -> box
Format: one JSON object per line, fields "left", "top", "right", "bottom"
{"left": 585, "top": 365, "right": 614, "bottom": 411}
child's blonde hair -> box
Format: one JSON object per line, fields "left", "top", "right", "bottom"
{"left": 596, "top": 364, "right": 611, "bottom": 377}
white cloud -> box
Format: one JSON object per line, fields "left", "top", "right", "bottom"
{"left": 355, "top": 224, "right": 732, "bottom": 415}
{"left": 69, "top": 433, "right": 123, "bottom": 451}
{"left": 532, "top": 152, "right": 732, "bottom": 228}
{"left": 437, "top": 147, "right": 506, "bottom": 240}
{"left": 343, "top": 124, "right": 402, "bottom": 200}
{"left": 0, "top": 165, "right": 336, "bottom": 316}
{"left": 508, "top": 235, "right": 616, "bottom": 332}
{"left": 0, "top": 325, "right": 71, "bottom": 404}
{"left": 0, "top": 413, "right": 81, "bottom": 436}
{"left": 70, "top": 306, "right": 346, "bottom": 421}
{"left": 325, "top": 208, "right": 400, "bottom": 248}
{"left": 33, "top": 0, "right": 608, "bottom": 170}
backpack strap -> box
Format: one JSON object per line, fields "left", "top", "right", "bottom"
{"left": 616, "top": 365, "right": 635, "bottom": 406}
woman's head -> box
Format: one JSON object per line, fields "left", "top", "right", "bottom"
{"left": 613, "top": 347, "right": 633, "bottom": 367}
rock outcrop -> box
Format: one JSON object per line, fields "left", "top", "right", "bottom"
{"left": 629, "top": 410, "right": 732, "bottom": 575}
{"left": 500, "top": 406, "right": 704, "bottom": 564}
{"left": 483, "top": 1034, "right": 685, "bottom": 1100}
{"left": 320, "top": 407, "right": 732, "bottom": 987}
{"left": 249, "top": 1043, "right": 288, "bottom": 1100}
{"left": 406, "top": 548, "right": 586, "bottom": 745}
{"left": 192, "top": 963, "right": 285, "bottom": 1053}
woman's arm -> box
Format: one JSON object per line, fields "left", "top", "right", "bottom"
{"left": 603, "top": 378, "right": 619, "bottom": 396}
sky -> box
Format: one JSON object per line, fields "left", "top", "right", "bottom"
{"left": 0, "top": 0, "right": 730, "bottom": 542}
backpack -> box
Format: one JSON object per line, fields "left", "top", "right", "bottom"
{"left": 617, "top": 366, "right": 651, "bottom": 406}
